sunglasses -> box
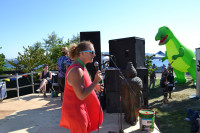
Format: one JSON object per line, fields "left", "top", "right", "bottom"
{"left": 81, "top": 50, "right": 96, "bottom": 55}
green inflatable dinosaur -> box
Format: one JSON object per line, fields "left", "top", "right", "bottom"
{"left": 155, "top": 26, "right": 196, "bottom": 84}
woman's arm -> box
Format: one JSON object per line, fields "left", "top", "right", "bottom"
{"left": 49, "top": 71, "right": 52, "bottom": 80}
{"left": 67, "top": 67, "right": 102, "bottom": 100}
{"left": 40, "top": 71, "right": 43, "bottom": 81}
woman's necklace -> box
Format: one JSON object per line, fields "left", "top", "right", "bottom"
{"left": 76, "top": 58, "right": 91, "bottom": 80}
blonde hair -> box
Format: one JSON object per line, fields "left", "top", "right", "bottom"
{"left": 69, "top": 41, "right": 94, "bottom": 60}
{"left": 62, "top": 47, "right": 69, "bottom": 56}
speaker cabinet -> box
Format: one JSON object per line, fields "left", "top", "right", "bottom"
{"left": 136, "top": 67, "right": 148, "bottom": 107}
{"left": 104, "top": 69, "right": 125, "bottom": 113}
{"left": 80, "top": 31, "right": 101, "bottom": 80}
{"left": 105, "top": 69, "right": 121, "bottom": 92}
{"left": 106, "top": 92, "right": 124, "bottom": 113}
{"left": 109, "top": 37, "right": 145, "bottom": 70}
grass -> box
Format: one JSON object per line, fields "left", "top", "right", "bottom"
{"left": 148, "top": 75, "right": 200, "bottom": 133}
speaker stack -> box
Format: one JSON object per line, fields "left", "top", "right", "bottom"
{"left": 105, "top": 37, "right": 148, "bottom": 113}
{"left": 136, "top": 67, "right": 148, "bottom": 107}
{"left": 104, "top": 69, "right": 124, "bottom": 113}
{"left": 109, "top": 37, "right": 145, "bottom": 69}
{"left": 80, "top": 31, "right": 101, "bottom": 81}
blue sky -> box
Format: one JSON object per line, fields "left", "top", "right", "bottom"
{"left": 1, "top": 0, "right": 200, "bottom": 59}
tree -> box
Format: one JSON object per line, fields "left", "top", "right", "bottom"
{"left": 44, "top": 32, "right": 80, "bottom": 70}
{"left": 69, "top": 34, "right": 80, "bottom": 44}
{"left": 145, "top": 54, "right": 156, "bottom": 76}
{"left": 43, "top": 32, "right": 66, "bottom": 70}
{"left": 8, "top": 42, "right": 48, "bottom": 73}
{"left": 8, "top": 32, "right": 80, "bottom": 73}
{"left": 0, "top": 47, "right": 6, "bottom": 72}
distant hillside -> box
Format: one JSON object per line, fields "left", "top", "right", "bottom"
{"left": 4, "top": 52, "right": 167, "bottom": 68}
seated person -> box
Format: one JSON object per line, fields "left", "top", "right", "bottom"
{"left": 36, "top": 64, "right": 52, "bottom": 98}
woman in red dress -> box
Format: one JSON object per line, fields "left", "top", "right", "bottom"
{"left": 59, "top": 41, "right": 103, "bottom": 133}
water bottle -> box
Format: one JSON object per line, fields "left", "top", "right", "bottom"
{"left": 51, "top": 91, "right": 54, "bottom": 97}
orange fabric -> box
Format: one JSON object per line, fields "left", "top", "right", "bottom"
{"left": 59, "top": 64, "right": 103, "bottom": 133}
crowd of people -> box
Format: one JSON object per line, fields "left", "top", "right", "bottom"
{"left": 160, "top": 64, "right": 175, "bottom": 103}
{"left": 149, "top": 63, "right": 175, "bottom": 104}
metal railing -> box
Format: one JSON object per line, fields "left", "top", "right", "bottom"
{"left": 0, "top": 71, "right": 58, "bottom": 100}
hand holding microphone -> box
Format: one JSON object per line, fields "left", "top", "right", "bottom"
{"left": 94, "top": 61, "right": 104, "bottom": 94}
{"left": 94, "top": 61, "right": 102, "bottom": 81}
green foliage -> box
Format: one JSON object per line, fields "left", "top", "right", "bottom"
{"left": 43, "top": 32, "right": 80, "bottom": 70}
{"left": 0, "top": 47, "right": 6, "bottom": 72}
{"left": 69, "top": 34, "right": 80, "bottom": 44}
{"left": 8, "top": 32, "right": 80, "bottom": 73}
{"left": 8, "top": 42, "right": 48, "bottom": 73}
{"left": 145, "top": 54, "right": 156, "bottom": 76}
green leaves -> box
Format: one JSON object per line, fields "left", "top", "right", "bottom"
{"left": 145, "top": 54, "right": 156, "bottom": 76}
{"left": 8, "top": 32, "right": 80, "bottom": 73}
{"left": 0, "top": 47, "right": 6, "bottom": 72}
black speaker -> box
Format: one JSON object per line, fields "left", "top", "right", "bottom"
{"left": 104, "top": 69, "right": 125, "bottom": 113}
{"left": 105, "top": 69, "right": 121, "bottom": 92}
{"left": 80, "top": 31, "right": 101, "bottom": 71}
{"left": 106, "top": 92, "right": 124, "bottom": 113}
{"left": 109, "top": 37, "right": 145, "bottom": 70}
{"left": 136, "top": 67, "right": 148, "bottom": 107}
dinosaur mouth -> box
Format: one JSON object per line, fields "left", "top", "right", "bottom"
{"left": 159, "top": 35, "right": 168, "bottom": 45}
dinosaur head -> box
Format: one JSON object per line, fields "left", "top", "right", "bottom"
{"left": 155, "top": 26, "right": 174, "bottom": 45}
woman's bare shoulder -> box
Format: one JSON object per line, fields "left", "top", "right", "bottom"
{"left": 69, "top": 66, "right": 82, "bottom": 75}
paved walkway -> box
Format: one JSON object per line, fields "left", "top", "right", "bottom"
{"left": 0, "top": 94, "right": 160, "bottom": 133}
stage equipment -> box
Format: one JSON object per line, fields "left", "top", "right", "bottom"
{"left": 136, "top": 67, "right": 148, "bottom": 107}
{"left": 109, "top": 37, "right": 145, "bottom": 70}
{"left": 80, "top": 31, "right": 101, "bottom": 80}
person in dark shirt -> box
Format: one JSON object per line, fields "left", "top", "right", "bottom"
{"left": 149, "top": 71, "right": 156, "bottom": 89}
{"left": 36, "top": 64, "right": 52, "bottom": 98}
{"left": 167, "top": 63, "right": 173, "bottom": 74}
{"left": 162, "top": 73, "right": 168, "bottom": 103}
{"left": 56, "top": 47, "right": 72, "bottom": 101}
{"left": 167, "top": 72, "right": 174, "bottom": 99}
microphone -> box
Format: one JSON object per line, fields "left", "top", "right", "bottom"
{"left": 94, "top": 61, "right": 104, "bottom": 97}
{"left": 102, "top": 54, "right": 114, "bottom": 57}
{"left": 94, "top": 61, "right": 99, "bottom": 71}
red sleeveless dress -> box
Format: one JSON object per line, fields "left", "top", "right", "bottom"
{"left": 59, "top": 64, "right": 103, "bottom": 133}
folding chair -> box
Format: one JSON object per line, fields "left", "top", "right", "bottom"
{"left": 0, "top": 81, "right": 7, "bottom": 102}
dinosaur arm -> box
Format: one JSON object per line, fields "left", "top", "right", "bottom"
{"left": 172, "top": 47, "right": 184, "bottom": 60}
{"left": 161, "top": 51, "right": 168, "bottom": 62}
